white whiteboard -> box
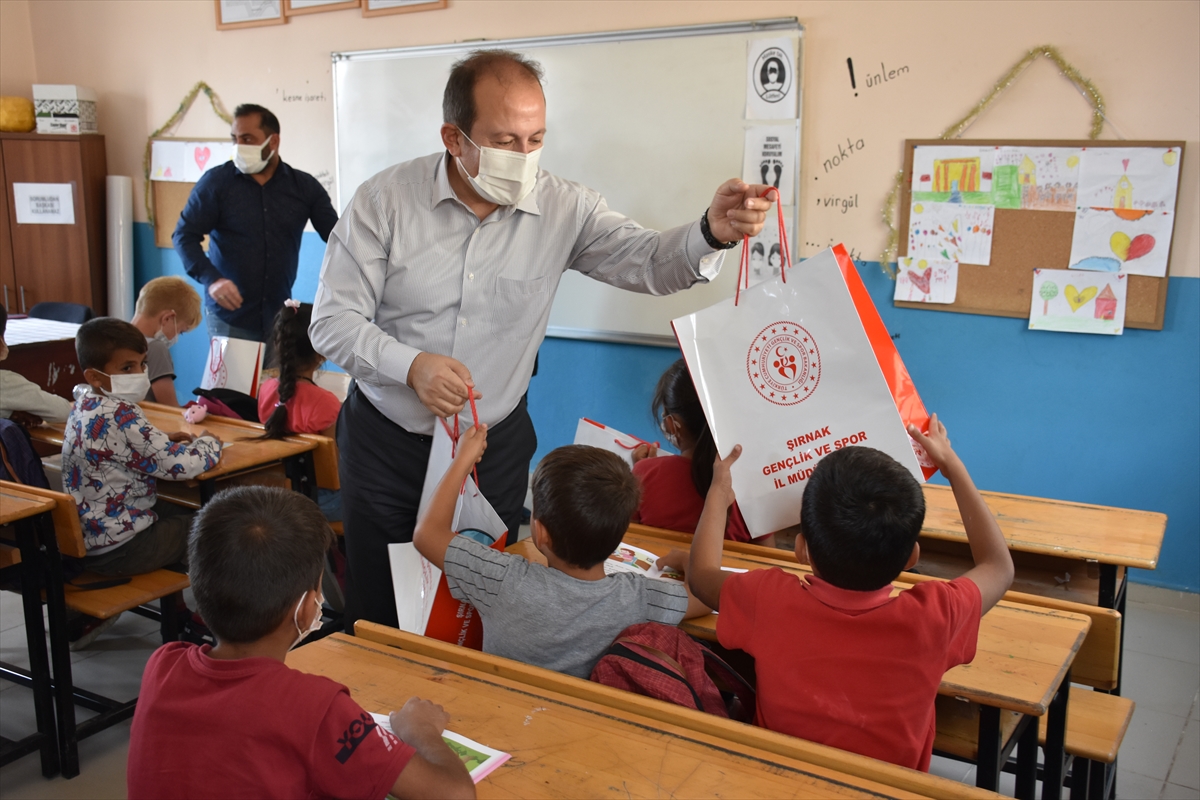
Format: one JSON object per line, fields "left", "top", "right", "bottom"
{"left": 331, "top": 19, "right": 802, "bottom": 346}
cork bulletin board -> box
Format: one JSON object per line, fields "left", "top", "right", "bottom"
{"left": 895, "top": 139, "right": 1185, "bottom": 330}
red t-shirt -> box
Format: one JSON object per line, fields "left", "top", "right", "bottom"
{"left": 128, "top": 642, "right": 415, "bottom": 800}
{"left": 717, "top": 569, "right": 981, "bottom": 771}
{"left": 258, "top": 378, "right": 341, "bottom": 435}
{"left": 632, "top": 454, "right": 754, "bottom": 542}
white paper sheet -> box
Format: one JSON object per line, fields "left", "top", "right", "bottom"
{"left": 1028, "top": 268, "right": 1127, "bottom": 336}
{"left": 743, "top": 125, "right": 797, "bottom": 204}
{"left": 13, "top": 183, "right": 75, "bottom": 225}
{"left": 150, "top": 141, "right": 186, "bottom": 182}
{"left": 604, "top": 543, "right": 682, "bottom": 582}
{"left": 369, "top": 714, "right": 511, "bottom": 784}
{"left": 1076, "top": 146, "right": 1181, "bottom": 213}
{"left": 907, "top": 201, "right": 995, "bottom": 265}
{"left": 911, "top": 146, "right": 994, "bottom": 197}
{"left": 746, "top": 38, "right": 798, "bottom": 120}
{"left": 893, "top": 257, "right": 958, "bottom": 304}
{"left": 1068, "top": 207, "right": 1173, "bottom": 278}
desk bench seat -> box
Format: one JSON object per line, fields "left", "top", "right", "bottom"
{"left": 61, "top": 569, "right": 189, "bottom": 621}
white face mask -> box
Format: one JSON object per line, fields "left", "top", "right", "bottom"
{"left": 290, "top": 591, "right": 324, "bottom": 650}
{"left": 233, "top": 137, "right": 274, "bottom": 174}
{"left": 154, "top": 314, "right": 179, "bottom": 349}
{"left": 99, "top": 371, "right": 151, "bottom": 403}
{"left": 456, "top": 130, "right": 541, "bottom": 206}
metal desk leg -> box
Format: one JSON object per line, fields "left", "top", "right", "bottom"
{"left": 284, "top": 453, "right": 318, "bottom": 501}
{"left": 9, "top": 515, "right": 59, "bottom": 777}
{"left": 1015, "top": 713, "right": 1039, "bottom": 800}
{"left": 976, "top": 704, "right": 1002, "bottom": 792}
{"left": 35, "top": 512, "right": 80, "bottom": 779}
{"left": 1041, "top": 669, "right": 1071, "bottom": 800}
{"left": 199, "top": 479, "right": 216, "bottom": 506}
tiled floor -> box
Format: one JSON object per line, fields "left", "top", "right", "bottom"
{"left": 1, "top": 582, "right": 1197, "bottom": 799}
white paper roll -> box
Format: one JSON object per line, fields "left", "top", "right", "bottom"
{"left": 106, "top": 175, "right": 134, "bottom": 319}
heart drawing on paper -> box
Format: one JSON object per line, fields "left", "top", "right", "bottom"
{"left": 1064, "top": 285, "right": 1098, "bottom": 313}
{"left": 1121, "top": 158, "right": 1130, "bottom": 171}
{"left": 1110, "top": 231, "right": 1156, "bottom": 262}
{"left": 907, "top": 269, "right": 932, "bottom": 295}
{"left": 194, "top": 146, "right": 211, "bottom": 171}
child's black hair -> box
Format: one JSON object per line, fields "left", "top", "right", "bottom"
{"left": 75, "top": 317, "right": 148, "bottom": 372}
{"left": 800, "top": 446, "right": 926, "bottom": 591}
{"left": 651, "top": 358, "right": 717, "bottom": 498}
{"left": 188, "top": 485, "right": 331, "bottom": 643}
{"left": 262, "top": 303, "right": 321, "bottom": 439}
{"left": 531, "top": 445, "right": 641, "bottom": 568}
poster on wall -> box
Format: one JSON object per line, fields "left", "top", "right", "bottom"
{"left": 1028, "top": 268, "right": 1127, "bottom": 336}
{"left": 1068, "top": 207, "right": 1173, "bottom": 277}
{"left": 992, "top": 146, "right": 1080, "bottom": 211}
{"left": 1076, "top": 146, "right": 1181, "bottom": 213}
{"left": 742, "top": 125, "right": 796, "bottom": 205}
{"left": 910, "top": 146, "right": 994, "bottom": 203}
{"left": 744, "top": 208, "right": 794, "bottom": 284}
{"left": 893, "top": 257, "right": 958, "bottom": 304}
{"left": 746, "top": 38, "right": 798, "bottom": 120}
{"left": 907, "top": 201, "right": 995, "bottom": 265}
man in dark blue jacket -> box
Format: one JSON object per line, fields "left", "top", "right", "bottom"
{"left": 173, "top": 104, "right": 338, "bottom": 343}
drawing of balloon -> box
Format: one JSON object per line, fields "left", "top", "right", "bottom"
{"left": 1066, "top": 155, "right": 1079, "bottom": 168}
{"left": 1163, "top": 149, "right": 1177, "bottom": 166}
{"left": 1126, "top": 233, "right": 1155, "bottom": 262}
{"left": 1039, "top": 281, "right": 1059, "bottom": 315}
{"left": 1110, "top": 231, "right": 1131, "bottom": 261}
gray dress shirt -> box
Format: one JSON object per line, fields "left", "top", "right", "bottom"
{"left": 310, "top": 152, "right": 724, "bottom": 435}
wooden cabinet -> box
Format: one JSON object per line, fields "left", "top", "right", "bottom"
{"left": 0, "top": 132, "right": 107, "bottom": 315}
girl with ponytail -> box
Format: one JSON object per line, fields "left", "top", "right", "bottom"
{"left": 631, "top": 359, "right": 774, "bottom": 545}
{"left": 257, "top": 301, "right": 342, "bottom": 520}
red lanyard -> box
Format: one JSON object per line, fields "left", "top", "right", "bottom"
{"left": 735, "top": 188, "right": 792, "bottom": 306}
{"left": 438, "top": 392, "right": 481, "bottom": 493}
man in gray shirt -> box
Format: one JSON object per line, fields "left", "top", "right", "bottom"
{"left": 416, "top": 436, "right": 705, "bottom": 679}
{"left": 310, "top": 49, "right": 772, "bottom": 630}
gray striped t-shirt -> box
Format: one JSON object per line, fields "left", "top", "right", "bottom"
{"left": 443, "top": 535, "right": 689, "bottom": 679}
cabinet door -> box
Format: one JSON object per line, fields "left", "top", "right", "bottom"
{"left": 0, "top": 153, "right": 17, "bottom": 312}
{"left": 2, "top": 139, "right": 93, "bottom": 311}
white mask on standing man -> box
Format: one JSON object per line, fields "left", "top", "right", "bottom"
{"left": 456, "top": 129, "right": 541, "bottom": 206}
{"left": 234, "top": 135, "right": 275, "bottom": 175}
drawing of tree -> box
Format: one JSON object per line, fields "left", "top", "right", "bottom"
{"left": 1039, "top": 281, "right": 1059, "bottom": 315}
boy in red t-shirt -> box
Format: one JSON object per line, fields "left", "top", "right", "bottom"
{"left": 128, "top": 485, "right": 475, "bottom": 800}
{"left": 687, "top": 415, "right": 1014, "bottom": 771}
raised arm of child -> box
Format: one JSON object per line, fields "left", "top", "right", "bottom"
{"left": 413, "top": 424, "right": 488, "bottom": 571}
{"left": 908, "top": 414, "right": 1014, "bottom": 613}
{"left": 685, "top": 444, "right": 742, "bottom": 610}
{"left": 388, "top": 697, "right": 476, "bottom": 800}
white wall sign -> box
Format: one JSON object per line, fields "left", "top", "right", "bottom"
{"left": 13, "top": 183, "right": 76, "bottom": 225}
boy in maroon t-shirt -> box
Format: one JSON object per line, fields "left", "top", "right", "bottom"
{"left": 128, "top": 486, "right": 475, "bottom": 800}
{"left": 687, "top": 415, "right": 1014, "bottom": 771}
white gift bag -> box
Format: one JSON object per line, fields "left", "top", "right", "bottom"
{"left": 200, "top": 336, "right": 264, "bottom": 397}
{"left": 672, "top": 244, "right": 933, "bottom": 537}
{"left": 572, "top": 418, "right": 660, "bottom": 467}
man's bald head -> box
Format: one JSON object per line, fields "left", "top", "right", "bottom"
{"left": 443, "top": 49, "right": 545, "bottom": 139}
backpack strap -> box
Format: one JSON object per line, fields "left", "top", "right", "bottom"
{"left": 614, "top": 637, "right": 688, "bottom": 676}
{"left": 605, "top": 642, "right": 707, "bottom": 712}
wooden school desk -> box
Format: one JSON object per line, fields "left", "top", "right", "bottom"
{"left": 288, "top": 633, "right": 968, "bottom": 799}
{"left": 0, "top": 487, "right": 61, "bottom": 776}
{"left": 27, "top": 401, "right": 319, "bottom": 503}
{"left": 1, "top": 317, "right": 80, "bottom": 401}
{"left": 507, "top": 534, "right": 1090, "bottom": 800}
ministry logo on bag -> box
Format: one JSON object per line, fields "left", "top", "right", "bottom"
{"left": 747, "top": 322, "right": 821, "bottom": 406}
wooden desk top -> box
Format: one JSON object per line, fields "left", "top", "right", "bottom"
{"left": 920, "top": 484, "right": 1165, "bottom": 569}
{"left": 27, "top": 401, "right": 316, "bottom": 483}
{"left": 508, "top": 532, "right": 1089, "bottom": 717}
{"left": 289, "top": 634, "right": 945, "bottom": 799}
{"left": 0, "top": 487, "right": 55, "bottom": 525}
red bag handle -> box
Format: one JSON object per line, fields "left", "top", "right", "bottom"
{"left": 438, "top": 392, "right": 481, "bottom": 492}
{"left": 735, "top": 188, "right": 791, "bottom": 306}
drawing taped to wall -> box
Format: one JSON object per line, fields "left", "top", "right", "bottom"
{"left": 1076, "top": 146, "right": 1181, "bottom": 214}
{"left": 1028, "top": 268, "right": 1127, "bottom": 335}
{"left": 992, "top": 147, "right": 1080, "bottom": 211}
{"left": 907, "top": 201, "right": 994, "bottom": 265}
{"left": 893, "top": 257, "right": 957, "bottom": 304}
{"left": 910, "top": 146, "right": 994, "bottom": 204}
{"left": 1068, "top": 207, "right": 1173, "bottom": 278}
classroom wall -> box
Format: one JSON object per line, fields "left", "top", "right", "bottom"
{"left": 5, "top": 0, "right": 1199, "bottom": 590}
{"left": 0, "top": 0, "right": 37, "bottom": 96}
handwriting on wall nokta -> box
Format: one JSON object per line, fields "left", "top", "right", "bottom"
{"left": 823, "top": 137, "right": 865, "bottom": 173}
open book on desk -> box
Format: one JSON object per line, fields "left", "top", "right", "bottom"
{"left": 369, "top": 713, "right": 510, "bottom": 784}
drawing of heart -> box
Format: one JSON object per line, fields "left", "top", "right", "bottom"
{"left": 194, "top": 146, "right": 211, "bottom": 171}
{"left": 1126, "top": 233, "right": 1155, "bottom": 261}
{"left": 1110, "top": 231, "right": 1131, "bottom": 260}
{"left": 907, "top": 269, "right": 931, "bottom": 295}
{"left": 1064, "top": 285, "right": 1098, "bottom": 313}
{"left": 1121, "top": 158, "right": 1130, "bottom": 171}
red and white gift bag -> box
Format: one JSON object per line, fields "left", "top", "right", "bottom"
{"left": 672, "top": 242, "right": 935, "bottom": 537}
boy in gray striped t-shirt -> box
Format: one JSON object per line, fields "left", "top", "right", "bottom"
{"left": 414, "top": 431, "right": 710, "bottom": 679}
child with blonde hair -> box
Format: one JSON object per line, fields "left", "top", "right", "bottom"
{"left": 129, "top": 276, "right": 203, "bottom": 405}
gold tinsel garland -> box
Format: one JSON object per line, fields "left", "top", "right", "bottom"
{"left": 143, "top": 82, "right": 232, "bottom": 227}
{"left": 878, "top": 45, "right": 1108, "bottom": 277}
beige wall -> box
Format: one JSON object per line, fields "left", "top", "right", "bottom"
{"left": 0, "top": 0, "right": 37, "bottom": 96}
{"left": 8, "top": 0, "right": 1200, "bottom": 275}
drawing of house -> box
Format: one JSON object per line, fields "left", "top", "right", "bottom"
{"left": 1094, "top": 284, "right": 1118, "bottom": 320}
{"left": 933, "top": 158, "right": 981, "bottom": 193}
{"left": 1018, "top": 156, "right": 1037, "bottom": 186}
{"left": 1113, "top": 175, "right": 1133, "bottom": 209}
